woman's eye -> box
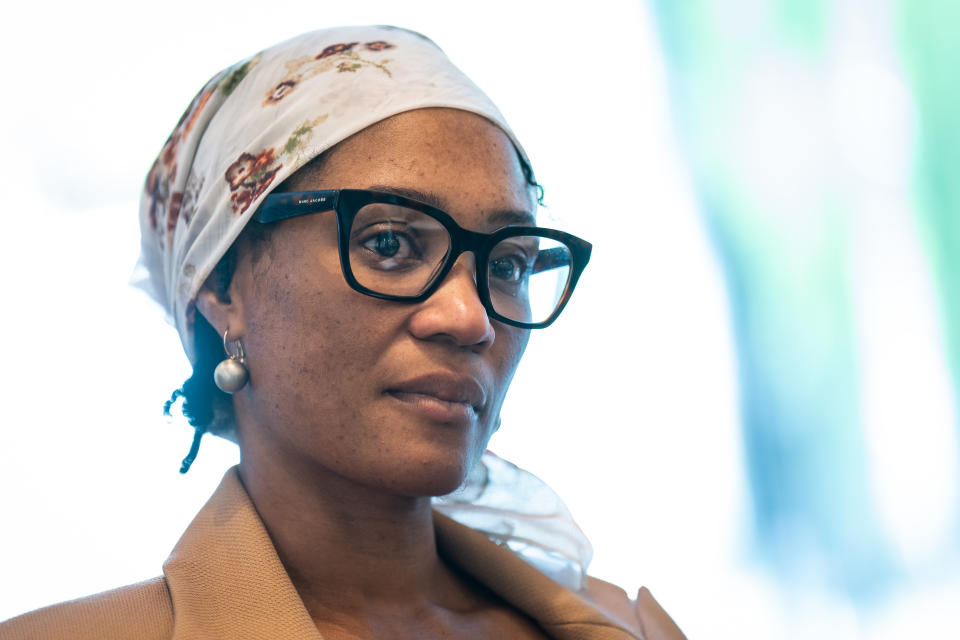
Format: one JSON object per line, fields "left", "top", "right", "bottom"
{"left": 357, "top": 226, "right": 423, "bottom": 269}
{"left": 489, "top": 255, "right": 528, "bottom": 283}
{"left": 370, "top": 231, "right": 402, "bottom": 257}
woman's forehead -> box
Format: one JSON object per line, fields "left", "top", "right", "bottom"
{"left": 281, "top": 109, "right": 536, "bottom": 219}
{"left": 299, "top": 109, "right": 524, "bottom": 176}
{"left": 364, "top": 183, "right": 536, "bottom": 227}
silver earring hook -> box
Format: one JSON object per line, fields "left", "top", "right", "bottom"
{"left": 223, "top": 328, "right": 246, "bottom": 363}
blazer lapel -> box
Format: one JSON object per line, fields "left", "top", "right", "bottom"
{"left": 163, "top": 468, "right": 322, "bottom": 640}
{"left": 162, "top": 467, "right": 640, "bottom": 640}
{"left": 433, "top": 512, "right": 642, "bottom": 640}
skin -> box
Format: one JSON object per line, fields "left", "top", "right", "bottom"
{"left": 195, "top": 108, "right": 548, "bottom": 639}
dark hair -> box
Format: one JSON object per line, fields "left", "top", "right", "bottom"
{"left": 163, "top": 240, "right": 240, "bottom": 472}
{"left": 519, "top": 152, "right": 545, "bottom": 207}
{"left": 166, "top": 145, "right": 542, "bottom": 471}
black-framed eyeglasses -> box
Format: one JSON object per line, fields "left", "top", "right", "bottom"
{"left": 254, "top": 188, "right": 592, "bottom": 329}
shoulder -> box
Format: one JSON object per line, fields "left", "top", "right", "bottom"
{"left": 0, "top": 577, "right": 173, "bottom": 640}
{"left": 581, "top": 578, "right": 687, "bottom": 640}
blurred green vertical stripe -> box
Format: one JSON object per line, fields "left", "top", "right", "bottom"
{"left": 898, "top": 1, "right": 960, "bottom": 401}
{"left": 774, "top": 0, "right": 828, "bottom": 53}
{"left": 649, "top": 0, "right": 892, "bottom": 598}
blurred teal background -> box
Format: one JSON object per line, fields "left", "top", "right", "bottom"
{"left": 651, "top": 0, "right": 959, "bottom": 621}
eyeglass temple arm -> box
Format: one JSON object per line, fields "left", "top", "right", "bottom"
{"left": 532, "top": 246, "right": 573, "bottom": 275}
{"left": 254, "top": 190, "right": 339, "bottom": 223}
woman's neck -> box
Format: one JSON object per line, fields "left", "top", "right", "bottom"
{"left": 236, "top": 449, "right": 475, "bottom": 619}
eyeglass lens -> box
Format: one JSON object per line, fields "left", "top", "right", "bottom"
{"left": 348, "top": 203, "right": 573, "bottom": 325}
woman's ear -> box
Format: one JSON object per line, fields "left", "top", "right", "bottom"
{"left": 195, "top": 278, "right": 248, "bottom": 341}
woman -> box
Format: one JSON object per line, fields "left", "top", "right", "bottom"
{"left": 0, "top": 26, "right": 684, "bottom": 639}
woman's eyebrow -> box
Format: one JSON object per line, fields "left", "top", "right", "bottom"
{"left": 485, "top": 209, "right": 537, "bottom": 227}
{"left": 366, "top": 184, "right": 536, "bottom": 226}
{"left": 368, "top": 184, "right": 446, "bottom": 208}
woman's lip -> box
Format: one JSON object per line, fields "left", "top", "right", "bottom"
{"left": 384, "top": 372, "right": 487, "bottom": 423}
{"left": 386, "top": 390, "right": 478, "bottom": 423}
{"left": 385, "top": 372, "right": 486, "bottom": 409}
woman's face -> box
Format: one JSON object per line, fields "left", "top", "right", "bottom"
{"left": 216, "top": 108, "right": 534, "bottom": 497}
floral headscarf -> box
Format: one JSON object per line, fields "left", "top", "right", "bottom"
{"left": 135, "top": 25, "right": 529, "bottom": 362}
{"left": 136, "top": 26, "right": 591, "bottom": 592}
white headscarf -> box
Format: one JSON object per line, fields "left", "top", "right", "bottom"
{"left": 136, "top": 26, "right": 591, "bottom": 591}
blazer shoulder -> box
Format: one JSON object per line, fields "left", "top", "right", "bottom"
{"left": 581, "top": 579, "right": 688, "bottom": 639}
{"left": 0, "top": 576, "right": 173, "bottom": 640}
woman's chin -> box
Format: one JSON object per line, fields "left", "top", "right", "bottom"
{"left": 366, "top": 430, "right": 488, "bottom": 498}
{"left": 391, "top": 465, "right": 472, "bottom": 498}
{"left": 371, "top": 450, "right": 478, "bottom": 499}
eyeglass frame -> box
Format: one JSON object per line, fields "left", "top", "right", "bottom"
{"left": 253, "top": 188, "right": 592, "bottom": 329}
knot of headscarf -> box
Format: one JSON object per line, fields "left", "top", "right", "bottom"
{"left": 136, "top": 26, "right": 591, "bottom": 591}
{"left": 435, "top": 451, "right": 594, "bottom": 591}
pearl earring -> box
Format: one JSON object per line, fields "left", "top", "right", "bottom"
{"left": 214, "top": 328, "right": 249, "bottom": 393}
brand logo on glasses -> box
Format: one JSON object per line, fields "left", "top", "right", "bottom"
{"left": 296, "top": 195, "right": 329, "bottom": 205}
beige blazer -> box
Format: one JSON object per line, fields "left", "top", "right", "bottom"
{"left": 0, "top": 469, "right": 684, "bottom": 640}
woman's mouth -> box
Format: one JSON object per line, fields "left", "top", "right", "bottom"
{"left": 386, "top": 390, "right": 478, "bottom": 423}
{"left": 385, "top": 372, "right": 485, "bottom": 424}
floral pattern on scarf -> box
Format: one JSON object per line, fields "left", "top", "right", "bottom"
{"left": 261, "top": 41, "right": 395, "bottom": 106}
{"left": 225, "top": 115, "right": 328, "bottom": 214}
{"left": 144, "top": 75, "right": 222, "bottom": 245}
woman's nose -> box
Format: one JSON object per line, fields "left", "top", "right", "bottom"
{"left": 407, "top": 254, "right": 495, "bottom": 349}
